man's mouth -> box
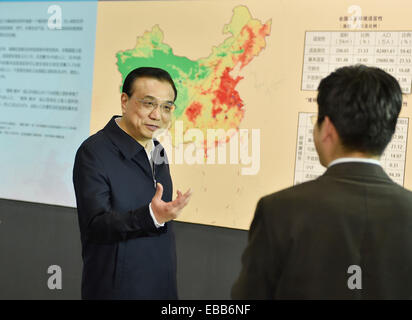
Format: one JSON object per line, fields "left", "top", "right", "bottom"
{"left": 145, "top": 124, "right": 159, "bottom": 132}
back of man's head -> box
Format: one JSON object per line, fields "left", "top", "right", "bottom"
{"left": 317, "top": 64, "right": 402, "bottom": 156}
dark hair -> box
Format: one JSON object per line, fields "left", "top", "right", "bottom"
{"left": 121, "top": 67, "right": 177, "bottom": 101}
{"left": 317, "top": 64, "right": 402, "bottom": 155}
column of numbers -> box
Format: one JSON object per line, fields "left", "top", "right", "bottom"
{"left": 294, "top": 113, "right": 409, "bottom": 186}
{"left": 294, "top": 113, "right": 326, "bottom": 185}
{"left": 302, "top": 31, "right": 412, "bottom": 93}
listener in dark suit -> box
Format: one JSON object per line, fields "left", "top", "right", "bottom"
{"left": 73, "top": 67, "right": 191, "bottom": 299}
{"left": 232, "top": 65, "right": 412, "bottom": 299}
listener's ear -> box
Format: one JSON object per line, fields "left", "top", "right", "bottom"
{"left": 321, "top": 116, "right": 339, "bottom": 144}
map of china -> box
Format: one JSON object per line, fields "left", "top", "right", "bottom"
{"left": 116, "top": 6, "right": 271, "bottom": 148}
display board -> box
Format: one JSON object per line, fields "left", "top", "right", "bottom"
{"left": 1, "top": 0, "right": 411, "bottom": 230}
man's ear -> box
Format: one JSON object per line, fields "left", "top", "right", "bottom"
{"left": 321, "top": 116, "right": 339, "bottom": 143}
{"left": 120, "top": 93, "right": 128, "bottom": 114}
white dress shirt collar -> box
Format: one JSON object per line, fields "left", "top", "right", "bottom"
{"left": 328, "top": 157, "right": 381, "bottom": 168}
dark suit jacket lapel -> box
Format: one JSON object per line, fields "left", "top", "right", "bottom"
{"left": 103, "top": 116, "right": 153, "bottom": 180}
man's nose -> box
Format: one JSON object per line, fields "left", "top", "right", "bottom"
{"left": 149, "top": 105, "right": 161, "bottom": 119}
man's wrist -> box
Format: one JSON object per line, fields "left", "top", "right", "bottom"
{"left": 149, "top": 202, "right": 165, "bottom": 228}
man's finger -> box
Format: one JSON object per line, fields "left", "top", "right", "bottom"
{"left": 180, "top": 189, "right": 192, "bottom": 201}
{"left": 183, "top": 189, "right": 192, "bottom": 197}
{"left": 169, "top": 191, "right": 192, "bottom": 210}
{"left": 153, "top": 183, "right": 164, "bottom": 201}
{"left": 176, "top": 188, "right": 191, "bottom": 201}
{"left": 183, "top": 193, "right": 192, "bottom": 205}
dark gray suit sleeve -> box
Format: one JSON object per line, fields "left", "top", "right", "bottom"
{"left": 231, "top": 198, "right": 280, "bottom": 299}
{"left": 73, "top": 143, "right": 161, "bottom": 244}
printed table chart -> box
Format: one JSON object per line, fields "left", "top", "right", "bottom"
{"left": 302, "top": 31, "right": 412, "bottom": 93}
{"left": 294, "top": 112, "right": 409, "bottom": 186}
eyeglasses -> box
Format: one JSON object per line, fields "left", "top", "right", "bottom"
{"left": 137, "top": 98, "right": 175, "bottom": 116}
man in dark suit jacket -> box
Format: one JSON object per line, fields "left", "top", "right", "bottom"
{"left": 73, "top": 67, "right": 191, "bottom": 299}
{"left": 232, "top": 65, "right": 412, "bottom": 299}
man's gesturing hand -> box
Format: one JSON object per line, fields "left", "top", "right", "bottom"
{"left": 151, "top": 183, "right": 192, "bottom": 224}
